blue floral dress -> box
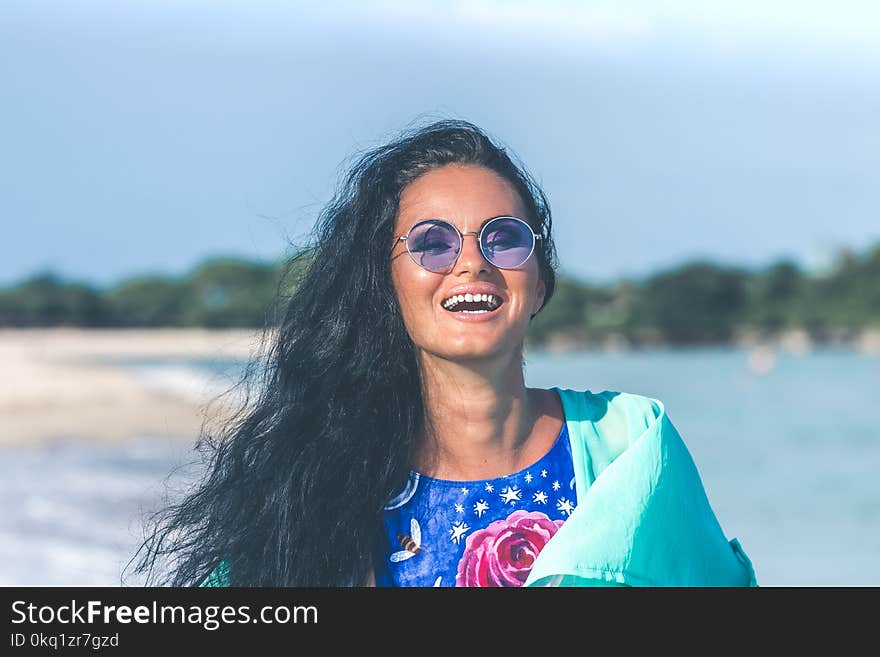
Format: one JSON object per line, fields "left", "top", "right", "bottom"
{"left": 375, "top": 423, "right": 577, "bottom": 587}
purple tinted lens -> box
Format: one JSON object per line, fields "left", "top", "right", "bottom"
{"left": 407, "top": 220, "right": 460, "bottom": 271}
{"left": 481, "top": 217, "right": 534, "bottom": 268}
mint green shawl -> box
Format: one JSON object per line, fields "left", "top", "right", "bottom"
{"left": 524, "top": 388, "right": 757, "bottom": 587}
{"left": 201, "top": 388, "right": 757, "bottom": 587}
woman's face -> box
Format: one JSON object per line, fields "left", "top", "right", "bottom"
{"left": 391, "top": 164, "right": 546, "bottom": 363}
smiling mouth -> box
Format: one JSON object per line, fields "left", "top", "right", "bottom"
{"left": 441, "top": 294, "right": 503, "bottom": 314}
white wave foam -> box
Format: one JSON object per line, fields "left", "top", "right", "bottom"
{"left": 128, "top": 363, "right": 238, "bottom": 403}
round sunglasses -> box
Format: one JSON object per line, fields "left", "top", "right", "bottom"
{"left": 396, "top": 216, "right": 542, "bottom": 272}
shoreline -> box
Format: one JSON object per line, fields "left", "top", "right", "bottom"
{"left": 0, "top": 328, "right": 264, "bottom": 447}
{"left": 530, "top": 327, "right": 880, "bottom": 356}
{"left": 2, "top": 326, "right": 877, "bottom": 447}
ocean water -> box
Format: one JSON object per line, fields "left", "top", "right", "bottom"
{"left": 1, "top": 347, "right": 878, "bottom": 586}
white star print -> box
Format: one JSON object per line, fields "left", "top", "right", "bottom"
{"left": 484, "top": 482, "right": 494, "bottom": 493}
{"left": 454, "top": 503, "right": 464, "bottom": 514}
{"left": 533, "top": 491, "right": 548, "bottom": 504}
{"left": 556, "top": 497, "right": 575, "bottom": 516}
{"left": 473, "top": 500, "right": 489, "bottom": 518}
{"left": 460, "top": 487, "right": 469, "bottom": 495}
{"left": 449, "top": 521, "right": 470, "bottom": 544}
{"left": 524, "top": 472, "right": 533, "bottom": 484}
{"left": 541, "top": 469, "right": 548, "bottom": 478}
{"left": 552, "top": 480, "right": 561, "bottom": 491}
{"left": 499, "top": 486, "right": 522, "bottom": 505}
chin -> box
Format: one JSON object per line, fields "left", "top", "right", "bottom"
{"left": 436, "top": 337, "right": 520, "bottom": 362}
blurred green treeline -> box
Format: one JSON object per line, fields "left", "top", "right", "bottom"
{"left": 1, "top": 243, "right": 878, "bottom": 347}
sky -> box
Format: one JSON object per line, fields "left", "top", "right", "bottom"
{"left": 2, "top": 0, "right": 879, "bottom": 288}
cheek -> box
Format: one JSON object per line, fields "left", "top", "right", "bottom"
{"left": 391, "top": 262, "right": 439, "bottom": 317}
{"left": 511, "top": 269, "right": 543, "bottom": 311}
{"left": 531, "top": 275, "right": 546, "bottom": 312}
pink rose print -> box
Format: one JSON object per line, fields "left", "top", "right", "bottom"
{"left": 456, "top": 510, "right": 564, "bottom": 587}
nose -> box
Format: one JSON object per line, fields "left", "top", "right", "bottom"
{"left": 453, "top": 231, "right": 492, "bottom": 274}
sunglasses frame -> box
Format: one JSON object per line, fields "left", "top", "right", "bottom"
{"left": 395, "top": 215, "right": 542, "bottom": 272}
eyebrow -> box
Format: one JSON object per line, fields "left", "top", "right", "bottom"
{"left": 412, "top": 214, "right": 523, "bottom": 230}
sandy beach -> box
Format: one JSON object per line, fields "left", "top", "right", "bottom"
{"left": 4, "top": 325, "right": 877, "bottom": 447}
{"left": 0, "top": 328, "right": 266, "bottom": 446}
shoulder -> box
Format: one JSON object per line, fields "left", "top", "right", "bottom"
{"left": 597, "top": 389, "right": 663, "bottom": 426}
{"left": 553, "top": 388, "right": 672, "bottom": 478}
{"left": 554, "top": 387, "right": 665, "bottom": 441}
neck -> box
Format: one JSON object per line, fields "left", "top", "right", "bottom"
{"left": 413, "top": 349, "right": 544, "bottom": 480}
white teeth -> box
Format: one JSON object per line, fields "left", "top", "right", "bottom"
{"left": 442, "top": 292, "right": 502, "bottom": 310}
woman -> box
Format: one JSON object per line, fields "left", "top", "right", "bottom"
{"left": 130, "top": 118, "right": 756, "bottom": 587}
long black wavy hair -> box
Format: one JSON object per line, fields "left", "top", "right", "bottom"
{"left": 128, "top": 118, "right": 559, "bottom": 586}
